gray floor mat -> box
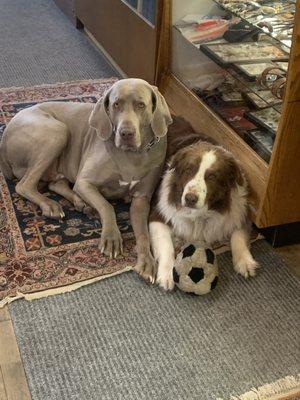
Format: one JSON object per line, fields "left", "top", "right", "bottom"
{"left": 9, "top": 240, "right": 300, "bottom": 400}
{"left": 0, "top": 0, "right": 118, "bottom": 88}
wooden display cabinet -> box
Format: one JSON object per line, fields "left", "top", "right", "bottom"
{"left": 74, "top": 0, "right": 164, "bottom": 83}
{"left": 157, "top": 0, "right": 300, "bottom": 242}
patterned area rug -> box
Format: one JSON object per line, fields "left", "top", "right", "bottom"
{"left": 0, "top": 79, "right": 137, "bottom": 306}
{"left": 0, "top": 79, "right": 262, "bottom": 307}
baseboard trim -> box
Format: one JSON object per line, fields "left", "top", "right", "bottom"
{"left": 258, "top": 221, "right": 300, "bottom": 247}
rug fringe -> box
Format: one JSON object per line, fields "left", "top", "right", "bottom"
{"left": 218, "top": 374, "right": 300, "bottom": 400}
{"left": 0, "top": 266, "right": 132, "bottom": 308}
{"left": 0, "top": 235, "right": 264, "bottom": 308}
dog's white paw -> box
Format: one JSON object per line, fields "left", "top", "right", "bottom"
{"left": 234, "top": 255, "right": 259, "bottom": 278}
{"left": 156, "top": 270, "right": 175, "bottom": 291}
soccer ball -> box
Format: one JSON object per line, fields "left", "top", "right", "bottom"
{"left": 173, "top": 244, "right": 218, "bottom": 295}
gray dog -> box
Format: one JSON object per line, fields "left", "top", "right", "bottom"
{"left": 0, "top": 78, "right": 173, "bottom": 282}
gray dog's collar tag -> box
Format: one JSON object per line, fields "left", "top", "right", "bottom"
{"left": 143, "top": 136, "right": 160, "bottom": 152}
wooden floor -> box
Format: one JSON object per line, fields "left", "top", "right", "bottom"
{"left": 275, "top": 244, "right": 300, "bottom": 279}
{"left": 0, "top": 307, "right": 31, "bottom": 399}
{"left": 0, "top": 244, "right": 299, "bottom": 400}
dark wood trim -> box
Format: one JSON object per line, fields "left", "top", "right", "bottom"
{"left": 155, "top": 0, "right": 171, "bottom": 87}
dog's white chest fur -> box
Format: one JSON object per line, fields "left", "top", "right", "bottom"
{"left": 169, "top": 209, "right": 234, "bottom": 245}
{"left": 119, "top": 179, "right": 140, "bottom": 190}
{"left": 171, "top": 210, "right": 216, "bottom": 245}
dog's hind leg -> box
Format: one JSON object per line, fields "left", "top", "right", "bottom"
{"left": 0, "top": 151, "right": 13, "bottom": 179}
{"left": 49, "top": 178, "right": 95, "bottom": 217}
{"left": 49, "top": 178, "right": 84, "bottom": 208}
{"left": 16, "top": 168, "right": 65, "bottom": 219}
{"left": 15, "top": 129, "right": 68, "bottom": 219}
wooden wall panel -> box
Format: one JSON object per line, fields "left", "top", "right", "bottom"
{"left": 74, "top": 0, "right": 157, "bottom": 83}
{"left": 283, "top": 1, "right": 300, "bottom": 103}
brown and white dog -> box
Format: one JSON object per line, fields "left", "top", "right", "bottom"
{"left": 149, "top": 117, "right": 258, "bottom": 290}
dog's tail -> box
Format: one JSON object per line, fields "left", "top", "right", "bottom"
{"left": 0, "top": 149, "right": 13, "bottom": 179}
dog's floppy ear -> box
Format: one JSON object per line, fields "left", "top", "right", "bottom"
{"left": 151, "top": 86, "right": 173, "bottom": 137}
{"left": 89, "top": 88, "right": 113, "bottom": 140}
{"left": 227, "top": 158, "right": 244, "bottom": 188}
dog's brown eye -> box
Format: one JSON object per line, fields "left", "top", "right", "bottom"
{"left": 137, "top": 102, "right": 145, "bottom": 109}
{"left": 113, "top": 102, "right": 119, "bottom": 108}
{"left": 206, "top": 172, "right": 217, "bottom": 181}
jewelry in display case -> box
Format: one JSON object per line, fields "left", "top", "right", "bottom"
{"left": 200, "top": 41, "right": 289, "bottom": 67}
{"left": 245, "top": 107, "right": 281, "bottom": 136}
{"left": 244, "top": 130, "right": 274, "bottom": 163}
{"left": 213, "top": 0, "right": 295, "bottom": 47}
{"left": 243, "top": 91, "right": 282, "bottom": 109}
{"left": 233, "top": 62, "right": 277, "bottom": 81}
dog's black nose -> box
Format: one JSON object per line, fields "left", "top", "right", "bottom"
{"left": 185, "top": 192, "right": 198, "bottom": 207}
{"left": 120, "top": 129, "right": 135, "bottom": 140}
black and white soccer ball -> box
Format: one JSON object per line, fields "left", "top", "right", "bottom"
{"left": 173, "top": 244, "right": 218, "bottom": 295}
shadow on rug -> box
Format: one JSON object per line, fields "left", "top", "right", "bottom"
{"left": 0, "top": 79, "right": 136, "bottom": 306}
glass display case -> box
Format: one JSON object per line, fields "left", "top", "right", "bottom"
{"left": 75, "top": 0, "right": 161, "bottom": 83}
{"left": 158, "top": 0, "right": 300, "bottom": 232}
{"left": 171, "top": 0, "right": 295, "bottom": 163}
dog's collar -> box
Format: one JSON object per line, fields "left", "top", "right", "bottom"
{"left": 140, "top": 136, "right": 160, "bottom": 153}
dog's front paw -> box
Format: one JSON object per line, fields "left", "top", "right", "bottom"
{"left": 156, "top": 269, "right": 174, "bottom": 291}
{"left": 234, "top": 254, "right": 259, "bottom": 278}
{"left": 99, "top": 226, "right": 123, "bottom": 258}
{"left": 134, "top": 252, "right": 157, "bottom": 284}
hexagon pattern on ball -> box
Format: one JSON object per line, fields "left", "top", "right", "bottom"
{"left": 173, "top": 244, "right": 218, "bottom": 296}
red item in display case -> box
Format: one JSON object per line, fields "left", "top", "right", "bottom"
{"left": 218, "top": 106, "right": 257, "bottom": 131}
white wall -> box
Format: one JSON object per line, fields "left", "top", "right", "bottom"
{"left": 171, "top": 27, "right": 224, "bottom": 90}
{"left": 172, "top": 0, "right": 220, "bottom": 23}
{"left": 171, "top": 0, "right": 227, "bottom": 89}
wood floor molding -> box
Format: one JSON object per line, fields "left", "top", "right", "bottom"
{"left": 0, "top": 306, "right": 31, "bottom": 400}
{"left": 268, "top": 388, "right": 300, "bottom": 400}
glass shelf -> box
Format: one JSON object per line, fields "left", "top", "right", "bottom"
{"left": 171, "top": 0, "right": 295, "bottom": 163}
{"left": 213, "top": 0, "right": 295, "bottom": 48}
{"left": 172, "top": 19, "right": 290, "bottom": 163}
{"left": 192, "top": 68, "right": 280, "bottom": 163}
